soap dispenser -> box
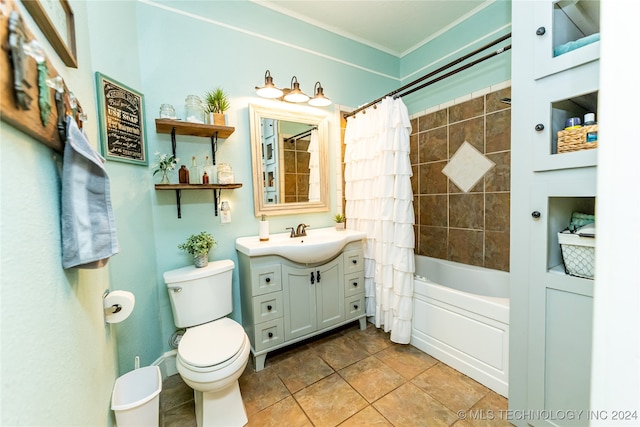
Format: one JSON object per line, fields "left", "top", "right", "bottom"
{"left": 259, "top": 214, "right": 269, "bottom": 241}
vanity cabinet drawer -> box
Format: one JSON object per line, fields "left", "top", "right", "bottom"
{"left": 253, "top": 318, "right": 284, "bottom": 352}
{"left": 251, "top": 265, "right": 282, "bottom": 296}
{"left": 345, "top": 295, "right": 365, "bottom": 320}
{"left": 252, "top": 292, "right": 283, "bottom": 323}
{"left": 344, "top": 250, "right": 364, "bottom": 274}
{"left": 344, "top": 272, "right": 364, "bottom": 297}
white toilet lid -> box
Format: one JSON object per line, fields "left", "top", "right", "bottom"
{"left": 179, "top": 318, "right": 245, "bottom": 368}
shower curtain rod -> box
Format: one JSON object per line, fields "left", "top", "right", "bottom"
{"left": 343, "top": 32, "right": 512, "bottom": 119}
{"left": 284, "top": 126, "right": 317, "bottom": 143}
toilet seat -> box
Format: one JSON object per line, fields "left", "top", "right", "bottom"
{"left": 178, "top": 318, "right": 246, "bottom": 370}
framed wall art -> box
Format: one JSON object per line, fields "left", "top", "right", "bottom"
{"left": 95, "top": 72, "right": 148, "bottom": 165}
{"left": 22, "top": 0, "right": 77, "bottom": 68}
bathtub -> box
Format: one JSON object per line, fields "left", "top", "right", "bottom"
{"left": 411, "top": 256, "right": 510, "bottom": 397}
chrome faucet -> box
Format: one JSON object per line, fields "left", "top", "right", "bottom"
{"left": 286, "top": 224, "right": 310, "bottom": 238}
{"left": 296, "top": 223, "right": 309, "bottom": 237}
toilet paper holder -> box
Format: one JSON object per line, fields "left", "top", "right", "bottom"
{"left": 102, "top": 289, "right": 136, "bottom": 324}
{"left": 103, "top": 289, "right": 122, "bottom": 313}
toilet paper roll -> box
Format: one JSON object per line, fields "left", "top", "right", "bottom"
{"left": 103, "top": 290, "right": 136, "bottom": 324}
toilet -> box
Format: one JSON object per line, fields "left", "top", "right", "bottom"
{"left": 164, "top": 259, "right": 250, "bottom": 427}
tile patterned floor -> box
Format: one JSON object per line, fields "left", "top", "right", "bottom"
{"left": 160, "top": 322, "right": 510, "bottom": 427}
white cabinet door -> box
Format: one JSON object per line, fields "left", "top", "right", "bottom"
{"left": 314, "top": 260, "right": 344, "bottom": 330}
{"left": 282, "top": 264, "right": 317, "bottom": 341}
{"left": 526, "top": 171, "right": 595, "bottom": 425}
{"left": 282, "top": 256, "right": 344, "bottom": 341}
{"left": 531, "top": 60, "right": 599, "bottom": 172}
{"left": 532, "top": 0, "right": 600, "bottom": 80}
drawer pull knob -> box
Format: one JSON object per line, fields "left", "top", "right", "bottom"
{"left": 268, "top": 332, "right": 273, "bottom": 338}
{"left": 531, "top": 211, "right": 541, "bottom": 219}
{"left": 353, "top": 304, "right": 359, "bottom": 310}
{"left": 535, "top": 123, "right": 544, "bottom": 131}
{"left": 353, "top": 282, "right": 358, "bottom": 287}
{"left": 265, "top": 277, "right": 271, "bottom": 283}
{"left": 267, "top": 305, "right": 272, "bottom": 311}
{"left": 352, "top": 259, "right": 357, "bottom": 264}
{"left": 536, "top": 26, "right": 546, "bottom": 36}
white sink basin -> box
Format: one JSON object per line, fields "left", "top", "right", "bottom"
{"left": 235, "top": 227, "right": 366, "bottom": 263}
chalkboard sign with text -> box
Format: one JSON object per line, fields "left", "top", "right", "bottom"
{"left": 96, "top": 73, "right": 147, "bottom": 165}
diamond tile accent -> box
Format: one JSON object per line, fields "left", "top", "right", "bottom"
{"left": 442, "top": 141, "right": 495, "bottom": 193}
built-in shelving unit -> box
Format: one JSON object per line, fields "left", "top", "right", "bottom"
{"left": 511, "top": 1, "right": 600, "bottom": 424}
{"left": 154, "top": 119, "right": 241, "bottom": 218}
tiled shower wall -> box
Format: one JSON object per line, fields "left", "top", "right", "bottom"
{"left": 283, "top": 138, "right": 311, "bottom": 203}
{"left": 410, "top": 86, "right": 511, "bottom": 271}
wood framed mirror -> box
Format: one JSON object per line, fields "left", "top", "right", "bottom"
{"left": 248, "top": 102, "right": 330, "bottom": 216}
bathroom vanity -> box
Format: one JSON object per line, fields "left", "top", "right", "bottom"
{"left": 236, "top": 228, "right": 367, "bottom": 371}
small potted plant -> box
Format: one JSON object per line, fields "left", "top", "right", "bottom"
{"left": 334, "top": 213, "right": 346, "bottom": 231}
{"left": 204, "top": 87, "right": 230, "bottom": 126}
{"left": 178, "top": 231, "right": 216, "bottom": 268}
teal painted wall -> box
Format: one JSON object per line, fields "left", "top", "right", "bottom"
{"left": 133, "top": 0, "right": 400, "bottom": 354}
{"left": 87, "top": 0, "right": 164, "bottom": 376}
{"left": 0, "top": 2, "right": 119, "bottom": 426}
{"left": 1, "top": 0, "right": 511, "bottom": 424}
{"left": 400, "top": 0, "right": 512, "bottom": 114}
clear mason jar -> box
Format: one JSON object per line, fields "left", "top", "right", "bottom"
{"left": 184, "top": 95, "right": 204, "bottom": 123}
{"left": 217, "top": 163, "right": 234, "bottom": 184}
{"left": 159, "top": 104, "right": 176, "bottom": 119}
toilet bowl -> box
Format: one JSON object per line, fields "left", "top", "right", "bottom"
{"left": 176, "top": 318, "right": 250, "bottom": 426}
{"left": 176, "top": 318, "right": 250, "bottom": 392}
{"left": 164, "top": 260, "right": 250, "bottom": 427}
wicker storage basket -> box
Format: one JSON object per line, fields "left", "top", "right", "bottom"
{"left": 557, "top": 125, "right": 598, "bottom": 153}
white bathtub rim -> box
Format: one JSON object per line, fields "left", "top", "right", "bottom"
{"left": 414, "top": 277, "right": 509, "bottom": 324}
{"left": 414, "top": 256, "right": 509, "bottom": 298}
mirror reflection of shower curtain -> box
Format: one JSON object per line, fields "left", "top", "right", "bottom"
{"left": 344, "top": 96, "right": 415, "bottom": 344}
{"left": 307, "top": 129, "right": 320, "bottom": 202}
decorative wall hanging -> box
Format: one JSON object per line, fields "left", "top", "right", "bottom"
{"left": 1, "top": 0, "right": 84, "bottom": 152}
{"left": 95, "top": 72, "right": 148, "bottom": 165}
{"left": 22, "top": 0, "right": 77, "bottom": 68}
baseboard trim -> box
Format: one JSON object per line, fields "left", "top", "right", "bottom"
{"left": 152, "top": 349, "right": 177, "bottom": 380}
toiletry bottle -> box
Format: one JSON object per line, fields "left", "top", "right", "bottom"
{"left": 189, "top": 156, "right": 200, "bottom": 184}
{"left": 179, "top": 165, "right": 189, "bottom": 183}
{"left": 584, "top": 112, "right": 597, "bottom": 143}
{"left": 259, "top": 214, "right": 269, "bottom": 241}
{"left": 565, "top": 117, "right": 582, "bottom": 130}
{"left": 203, "top": 155, "right": 217, "bottom": 184}
{"left": 202, "top": 171, "right": 209, "bottom": 184}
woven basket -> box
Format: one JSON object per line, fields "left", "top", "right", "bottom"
{"left": 557, "top": 125, "right": 598, "bottom": 153}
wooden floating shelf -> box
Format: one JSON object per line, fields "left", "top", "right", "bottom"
{"left": 155, "top": 118, "right": 235, "bottom": 139}
{"left": 155, "top": 183, "right": 242, "bottom": 218}
{"left": 154, "top": 183, "right": 242, "bottom": 190}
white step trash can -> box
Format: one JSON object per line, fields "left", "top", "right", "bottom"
{"left": 111, "top": 366, "right": 162, "bottom": 426}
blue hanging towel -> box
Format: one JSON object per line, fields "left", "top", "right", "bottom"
{"left": 61, "top": 115, "right": 119, "bottom": 268}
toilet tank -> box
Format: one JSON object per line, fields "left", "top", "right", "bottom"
{"left": 163, "top": 259, "right": 234, "bottom": 328}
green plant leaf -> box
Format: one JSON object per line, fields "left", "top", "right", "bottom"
{"left": 178, "top": 231, "right": 217, "bottom": 256}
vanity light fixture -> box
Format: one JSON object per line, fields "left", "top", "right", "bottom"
{"left": 255, "top": 70, "right": 284, "bottom": 99}
{"left": 308, "top": 81, "right": 332, "bottom": 107}
{"left": 283, "top": 76, "right": 309, "bottom": 103}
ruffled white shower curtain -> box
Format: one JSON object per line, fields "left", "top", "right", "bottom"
{"left": 307, "top": 129, "right": 320, "bottom": 202}
{"left": 344, "top": 96, "right": 415, "bottom": 343}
